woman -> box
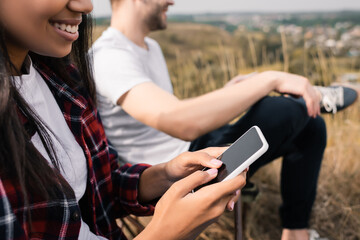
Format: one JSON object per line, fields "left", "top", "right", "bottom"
{"left": 0, "top": 0, "right": 245, "bottom": 239}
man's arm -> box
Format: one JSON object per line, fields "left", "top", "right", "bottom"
{"left": 119, "top": 71, "right": 320, "bottom": 141}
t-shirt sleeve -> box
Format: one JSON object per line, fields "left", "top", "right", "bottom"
{"left": 93, "top": 48, "right": 151, "bottom": 105}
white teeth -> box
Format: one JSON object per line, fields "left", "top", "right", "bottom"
{"left": 60, "top": 24, "right": 66, "bottom": 31}
{"left": 53, "top": 22, "right": 79, "bottom": 34}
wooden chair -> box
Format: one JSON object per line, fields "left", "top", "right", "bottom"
{"left": 234, "top": 194, "right": 244, "bottom": 240}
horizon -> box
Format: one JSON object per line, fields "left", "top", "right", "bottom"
{"left": 93, "top": 10, "right": 360, "bottom": 19}
{"left": 92, "top": 0, "right": 360, "bottom": 18}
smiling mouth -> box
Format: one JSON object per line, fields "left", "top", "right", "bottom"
{"left": 50, "top": 22, "right": 79, "bottom": 34}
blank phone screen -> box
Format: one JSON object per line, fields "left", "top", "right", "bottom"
{"left": 215, "top": 127, "right": 264, "bottom": 182}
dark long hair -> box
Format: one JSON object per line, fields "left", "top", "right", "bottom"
{"left": 0, "top": 14, "right": 94, "bottom": 207}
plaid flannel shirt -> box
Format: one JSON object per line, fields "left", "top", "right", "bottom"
{"left": 0, "top": 60, "right": 155, "bottom": 239}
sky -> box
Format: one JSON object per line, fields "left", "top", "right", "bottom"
{"left": 92, "top": 0, "right": 360, "bottom": 17}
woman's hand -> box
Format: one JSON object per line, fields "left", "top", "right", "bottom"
{"left": 164, "top": 147, "right": 226, "bottom": 182}
{"left": 138, "top": 147, "right": 226, "bottom": 203}
{"left": 136, "top": 167, "right": 247, "bottom": 240}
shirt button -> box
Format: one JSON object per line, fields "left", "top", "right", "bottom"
{"left": 71, "top": 211, "right": 80, "bottom": 221}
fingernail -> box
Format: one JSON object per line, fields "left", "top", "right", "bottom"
{"left": 210, "top": 159, "right": 223, "bottom": 166}
{"left": 229, "top": 201, "right": 235, "bottom": 211}
{"left": 206, "top": 168, "right": 218, "bottom": 176}
{"left": 236, "top": 190, "right": 240, "bottom": 196}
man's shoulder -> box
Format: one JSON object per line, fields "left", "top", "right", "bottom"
{"left": 92, "top": 27, "right": 131, "bottom": 53}
{"left": 145, "top": 37, "right": 162, "bottom": 50}
{"left": 145, "top": 37, "right": 159, "bottom": 46}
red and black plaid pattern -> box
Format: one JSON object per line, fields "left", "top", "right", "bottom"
{"left": 0, "top": 61, "right": 154, "bottom": 239}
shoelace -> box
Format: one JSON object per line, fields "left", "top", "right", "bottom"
{"left": 309, "top": 229, "right": 320, "bottom": 240}
{"left": 308, "top": 229, "right": 329, "bottom": 240}
{"left": 322, "top": 95, "right": 338, "bottom": 113}
{"left": 317, "top": 87, "right": 344, "bottom": 114}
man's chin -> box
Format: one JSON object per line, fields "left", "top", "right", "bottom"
{"left": 158, "top": 17, "right": 168, "bottom": 30}
{"left": 150, "top": 22, "right": 167, "bottom": 31}
{"left": 160, "top": 23, "right": 167, "bottom": 30}
{"left": 147, "top": 13, "right": 168, "bottom": 31}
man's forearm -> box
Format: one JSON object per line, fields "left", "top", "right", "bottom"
{"left": 157, "top": 74, "right": 277, "bottom": 140}
{"left": 121, "top": 73, "right": 278, "bottom": 141}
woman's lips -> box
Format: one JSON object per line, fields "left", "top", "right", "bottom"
{"left": 49, "top": 20, "right": 81, "bottom": 41}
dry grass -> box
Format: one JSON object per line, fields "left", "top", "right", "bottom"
{"left": 238, "top": 104, "right": 360, "bottom": 240}
{"left": 195, "top": 102, "right": 360, "bottom": 240}
{"left": 93, "top": 23, "right": 360, "bottom": 240}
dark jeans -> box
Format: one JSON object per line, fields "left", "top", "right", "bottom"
{"left": 189, "top": 96, "right": 327, "bottom": 229}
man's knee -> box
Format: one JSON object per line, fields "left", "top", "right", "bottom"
{"left": 306, "top": 116, "right": 327, "bottom": 151}
{"left": 249, "top": 96, "right": 310, "bottom": 133}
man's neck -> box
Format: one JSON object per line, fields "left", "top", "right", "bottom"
{"left": 110, "top": 6, "right": 149, "bottom": 50}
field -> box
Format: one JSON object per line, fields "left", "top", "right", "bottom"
{"left": 93, "top": 23, "right": 360, "bottom": 240}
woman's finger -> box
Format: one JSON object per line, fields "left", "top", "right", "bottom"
{"left": 168, "top": 168, "right": 218, "bottom": 198}
{"left": 197, "top": 147, "right": 228, "bottom": 158}
{"left": 207, "top": 170, "right": 247, "bottom": 199}
{"left": 187, "top": 147, "right": 227, "bottom": 169}
{"left": 226, "top": 189, "right": 241, "bottom": 211}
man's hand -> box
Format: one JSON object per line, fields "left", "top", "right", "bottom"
{"left": 261, "top": 71, "right": 321, "bottom": 118}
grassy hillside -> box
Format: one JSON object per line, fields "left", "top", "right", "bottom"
{"left": 93, "top": 23, "right": 360, "bottom": 240}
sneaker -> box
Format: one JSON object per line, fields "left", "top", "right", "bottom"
{"left": 308, "top": 229, "right": 330, "bottom": 240}
{"left": 315, "top": 86, "right": 358, "bottom": 114}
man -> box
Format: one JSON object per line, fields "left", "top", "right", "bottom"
{"left": 91, "top": 0, "right": 356, "bottom": 239}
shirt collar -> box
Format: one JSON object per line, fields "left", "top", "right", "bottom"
{"left": 32, "top": 60, "right": 89, "bottom": 111}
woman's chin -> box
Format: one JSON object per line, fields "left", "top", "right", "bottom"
{"left": 35, "top": 47, "right": 72, "bottom": 58}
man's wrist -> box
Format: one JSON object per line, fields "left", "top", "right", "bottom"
{"left": 260, "top": 71, "right": 280, "bottom": 91}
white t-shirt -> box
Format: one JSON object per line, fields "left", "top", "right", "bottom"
{"left": 92, "top": 27, "right": 190, "bottom": 165}
{"left": 14, "top": 59, "right": 106, "bottom": 240}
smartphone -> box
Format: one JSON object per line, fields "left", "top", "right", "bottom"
{"left": 195, "top": 126, "right": 268, "bottom": 190}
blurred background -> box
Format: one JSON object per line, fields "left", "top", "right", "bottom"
{"left": 92, "top": 1, "right": 360, "bottom": 239}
